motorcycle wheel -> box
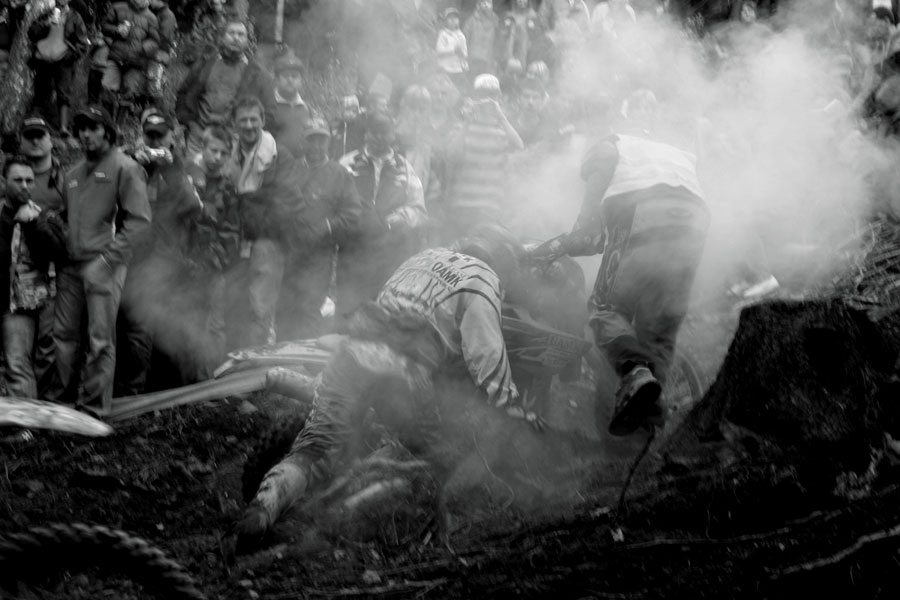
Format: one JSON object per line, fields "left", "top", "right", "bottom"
{"left": 665, "top": 347, "right": 708, "bottom": 416}
{"left": 0, "top": 523, "right": 205, "bottom": 600}
{"left": 241, "top": 415, "right": 308, "bottom": 504}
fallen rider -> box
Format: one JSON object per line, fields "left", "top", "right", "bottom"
{"left": 235, "top": 226, "right": 545, "bottom": 551}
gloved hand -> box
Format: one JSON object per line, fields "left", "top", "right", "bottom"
{"left": 385, "top": 212, "right": 408, "bottom": 233}
{"left": 505, "top": 405, "right": 547, "bottom": 433}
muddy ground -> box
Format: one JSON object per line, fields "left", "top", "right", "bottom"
{"left": 3, "top": 298, "right": 900, "bottom": 599}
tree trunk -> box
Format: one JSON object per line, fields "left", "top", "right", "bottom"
{"left": 0, "top": 0, "right": 52, "bottom": 138}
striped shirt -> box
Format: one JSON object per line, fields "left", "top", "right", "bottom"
{"left": 446, "top": 117, "right": 509, "bottom": 220}
{"left": 377, "top": 247, "right": 518, "bottom": 408}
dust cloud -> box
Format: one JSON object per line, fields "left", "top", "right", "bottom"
{"left": 507, "top": 1, "right": 894, "bottom": 329}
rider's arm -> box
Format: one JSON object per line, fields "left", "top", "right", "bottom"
{"left": 457, "top": 279, "right": 519, "bottom": 408}
{"left": 562, "top": 139, "right": 619, "bottom": 257}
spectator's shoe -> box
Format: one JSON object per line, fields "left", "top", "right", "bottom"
{"left": 234, "top": 503, "right": 271, "bottom": 554}
{"left": 609, "top": 366, "right": 662, "bottom": 437}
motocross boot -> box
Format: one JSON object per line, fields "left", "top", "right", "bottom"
{"left": 235, "top": 461, "right": 309, "bottom": 553}
{"left": 608, "top": 365, "right": 662, "bottom": 437}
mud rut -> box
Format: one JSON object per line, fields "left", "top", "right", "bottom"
{"left": 4, "top": 226, "right": 900, "bottom": 598}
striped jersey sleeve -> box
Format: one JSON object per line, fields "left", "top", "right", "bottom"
{"left": 377, "top": 248, "right": 519, "bottom": 407}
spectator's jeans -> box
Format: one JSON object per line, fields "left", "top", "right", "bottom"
{"left": 200, "top": 272, "right": 227, "bottom": 380}
{"left": 34, "top": 299, "right": 59, "bottom": 398}
{"left": 114, "top": 284, "right": 154, "bottom": 397}
{"left": 2, "top": 310, "right": 41, "bottom": 398}
{"left": 53, "top": 258, "right": 127, "bottom": 410}
{"left": 247, "top": 239, "right": 285, "bottom": 346}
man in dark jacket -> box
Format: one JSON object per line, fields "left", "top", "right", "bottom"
{"left": 27, "top": 0, "right": 89, "bottom": 136}
{"left": 272, "top": 51, "right": 311, "bottom": 158}
{"left": 89, "top": 0, "right": 160, "bottom": 109}
{"left": 116, "top": 108, "right": 203, "bottom": 395}
{"left": 185, "top": 124, "right": 242, "bottom": 370}
{"left": 176, "top": 18, "right": 277, "bottom": 157}
{"left": 274, "top": 116, "right": 363, "bottom": 340}
{"left": 52, "top": 105, "right": 151, "bottom": 412}
{"left": 337, "top": 113, "right": 427, "bottom": 323}
{"left": 18, "top": 116, "right": 67, "bottom": 399}
{"left": 147, "top": 0, "right": 177, "bottom": 102}
{"left": 0, "top": 156, "right": 67, "bottom": 398}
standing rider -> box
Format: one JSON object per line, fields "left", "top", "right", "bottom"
{"left": 543, "top": 90, "right": 709, "bottom": 436}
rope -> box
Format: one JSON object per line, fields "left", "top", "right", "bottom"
{"left": 0, "top": 522, "right": 206, "bottom": 599}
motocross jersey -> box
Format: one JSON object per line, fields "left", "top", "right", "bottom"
{"left": 377, "top": 247, "right": 519, "bottom": 408}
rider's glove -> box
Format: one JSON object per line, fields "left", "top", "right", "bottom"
{"left": 505, "top": 405, "right": 547, "bottom": 433}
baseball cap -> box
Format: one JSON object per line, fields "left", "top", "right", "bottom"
{"left": 275, "top": 52, "right": 304, "bottom": 74}
{"left": 73, "top": 105, "right": 115, "bottom": 133}
{"left": 141, "top": 109, "right": 172, "bottom": 135}
{"left": 442, "top": 6, "right": 460, "bottom": 19}
{"left": 303, "top": 115, "right": 331, "bottom": 138}
{"left": 20, "top": 116, "right": 51, "bottom": 136}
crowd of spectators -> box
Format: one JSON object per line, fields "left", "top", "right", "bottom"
{"left": 0, "top": 0, "right": 898, "bottom": 415}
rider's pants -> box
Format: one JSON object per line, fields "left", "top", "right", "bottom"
{"left": 589, "top": 191, "right": 708, "bottom": 385}
{"left": 251, "top": 337, "right": 440, "bottom": 524}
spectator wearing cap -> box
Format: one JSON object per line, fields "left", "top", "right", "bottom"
{"left": 330, "top": 95, "right": 366, "bottom": 161}
{"left": 436, "top": 7, "right": 469, "bottom": 94}
{"left": 226, "top": 94, "right": 294, "bottom": 346}
{"left": 272, "top": 116, "right": 364, "bottom": 339}
{"left": 272, "top": 52, "right": 312, "bottom": 159}
{"left": 441, "top": 74, "right": 523, "bottom": 241}
{"left": 337, "top": 113, "right": 427, "bottom": 321}
{"left": 463, "top": 0, "right": 499, "bottom": 81}
{"left": 0, "top": 155, "right": 67, "bottom": 399}
{"left": 176, "top": 18, "right": 278, "bottom": 158}
{"left": 52, "top": 104, "right": 151, "bottom": 412}
{"left": 26, "top": 0, "right": 89, "bottom": 137}
{"left": 18, "top": 117, "right": 64, "bottom": 212}
{"left": 17, "top": 116, "right": 68, "bottom": 399}
{"left": 115, "top": 108, "right": 204, "bottom": 394}
{"left": 184, "top": 124, "right": 242, "bottom": 369}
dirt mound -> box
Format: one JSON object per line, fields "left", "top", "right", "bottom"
{"left": 664, "top": 299, "right": 900, "bottom": 487}
{"left": 4, "top": 296, "right": 900, "bottom": 598}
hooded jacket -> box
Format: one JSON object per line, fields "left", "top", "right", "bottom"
{"left": 102, "top": 1, "right": 160, "bottom": 67}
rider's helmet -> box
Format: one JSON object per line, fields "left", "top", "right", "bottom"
{"left": 453, "top": 224, "right": 525, "bottom": 289}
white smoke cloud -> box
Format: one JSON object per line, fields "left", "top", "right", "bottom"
{"left": 508, "top": 3, "right": 894, "bottom": 303}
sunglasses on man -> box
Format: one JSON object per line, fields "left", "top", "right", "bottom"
{"left": 22, "top": 129, "right": 48, "bottom": 141}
